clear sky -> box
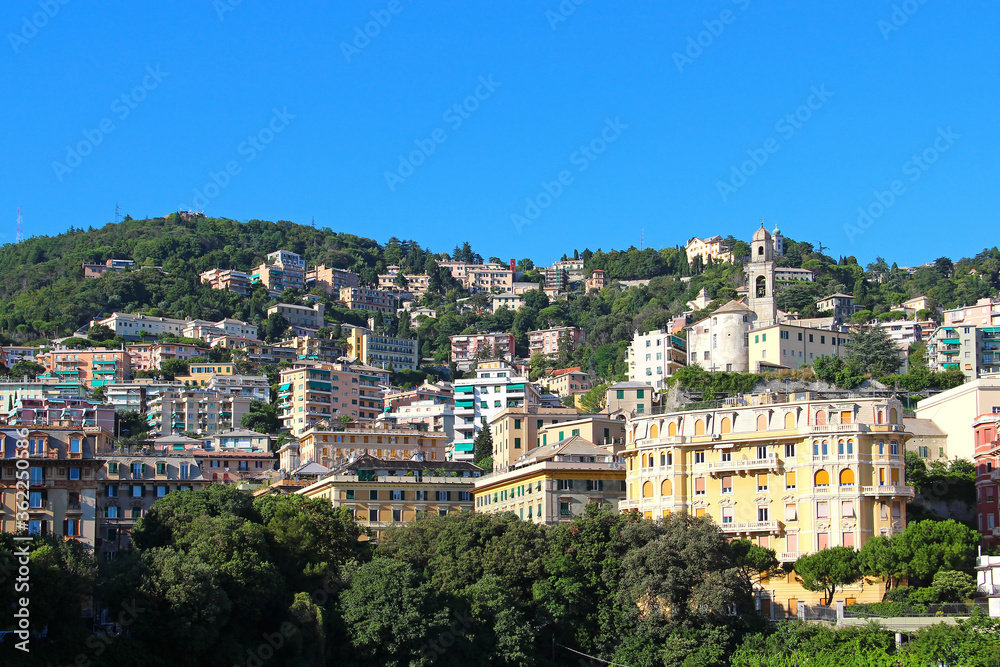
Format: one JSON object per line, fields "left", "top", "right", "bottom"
{"left": 2, "top": 1, "right": 996, "bottom": 267}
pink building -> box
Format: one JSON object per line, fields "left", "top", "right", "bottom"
{"left": 528, "top": 326, "right": 585, "bottom": 359}
{"left": 975, "top": 414, "right": 1000, "bottom": 550}
{"left": 450, "top": 333, "right": 515, "bottom": 366}
{"left": 127, "top": 342, "right": 207, "bottom": 372}
{"left": 382, "top": 381, "right": 453, "bottom": 412}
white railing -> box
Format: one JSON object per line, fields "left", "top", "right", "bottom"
{"left": 719, "top": 520, "right": 780, "bottom": 533}
{"left": 810, "top": 423, "right": 868, "bottom": 433}
{"left": 707, "top": 454, "right": 779, "bottom": 474}
{"left": 778, "top": 551, "right": 806, "bottom": 562}
{"left": 861, "top": 485, "right": 915, "bottom": 498}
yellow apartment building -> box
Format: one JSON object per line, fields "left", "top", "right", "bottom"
{"left": 747, "top": 323, "right": 851, "bottom": 371}
{"left": 489, "top": 406, "right": 581, "bottom": 468}
{"left": 298, "top": 454, "right": 482, "bottom": 540}
{"left": 473, "top": 436, "right": 626, "bottom": 524}
{"left": 621, "top": 390, "right": 914, "bottom": 608}
{"left": 292, "top": 422, "right": 449, "bottom": 468}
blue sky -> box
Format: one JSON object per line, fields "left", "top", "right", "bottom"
{"left": 2, "top": 1, "right": 996, "bottom": 267}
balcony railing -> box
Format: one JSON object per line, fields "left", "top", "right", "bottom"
{"left": 861, "top": 485, "right": 915, "bottom": 498}
{"left": 810, "top": 423, "right": 869, "bottom": 434}
{"left": 719, "top": 520, "right": 781, "bottom": 533}
{"left": 707, "top": 453, "right": 779, "bottom": 475}
{"left": 778, "top": 551, "right": 806, "bottom": 562}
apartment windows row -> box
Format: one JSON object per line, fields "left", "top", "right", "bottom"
{"left": 344, "top": 489, "right": 470, "bottom": 502}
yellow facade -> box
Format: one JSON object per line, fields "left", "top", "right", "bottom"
{"left": 623, "top": 392, "right": 913, "bottom": 607}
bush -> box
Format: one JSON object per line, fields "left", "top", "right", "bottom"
{"left": 931, "top": 570, "right": 977, "bottom": 602}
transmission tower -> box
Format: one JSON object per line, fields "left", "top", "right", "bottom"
{"left": 115, "top": 202, "right": 122, "bottom": 223}
{"left": 16, "top": 206, "right": 22, "bottom": 243}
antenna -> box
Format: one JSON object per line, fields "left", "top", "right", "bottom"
{"left": 640, "top": 228, "right": 644, "bottom": 251}
{"left": 16, "top": 206, "right": 22, "bottom": 243}
{"left": 115, "top": 202, "right": 122, "bottom": 223}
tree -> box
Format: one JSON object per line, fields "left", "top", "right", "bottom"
{"left": 158, "top": 358, "right": 190, "bottom": 380}
{"left": 729, "top": 538, "right": 782, "bottom": 590}
{"left": 528, "top": 351, "right": 547, "bottom": 381}
{"left": 931, "top": 569, "right": 976, "bottom": 602}
{"left": 577, "top": 383, "right": 607, "bottom": 413}
{"left": 117, "top": 409, "right": 151, "bottom": 440}
{"left": 241, "top": 400, "right": 283, "bottom": 435}
{"left": 793, "top": 547, "right": 862, "bottom": 605}
{"left": 858, "top": 534, "right": 907, "bottom": 595}
{"left": 262, "top": 312, "right": 290, "bottom": 342}
{"left": 844, "top": 325, "right": 903, "bottom": 377}
{"left": 9, "top": 359, "right": 45, "bottom": 379}
{"left": 473, "top": 425, "right": 493, "bottom": 472}
{"left": 894, "top": 519, "right": 978, "bottom": 584}
{"left": 87, "top": 323, "right": 116, "bottom": 341}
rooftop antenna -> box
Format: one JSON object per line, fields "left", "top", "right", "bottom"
{"left": 16, "top": 206, "right": 22, "bottom": 243}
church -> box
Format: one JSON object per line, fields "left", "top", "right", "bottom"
{"left": 685, "top": 224, "right": 852, "bottom": 373}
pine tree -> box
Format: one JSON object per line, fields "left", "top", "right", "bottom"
{"left": 473, "top": 425, "right": 493, "bottom": 472}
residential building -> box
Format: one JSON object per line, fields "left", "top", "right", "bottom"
{"left": 37, "top": 347, "right": 131, "bottom": 389}
{"left": 199, "top": 268, "right": 252, "bottom": 296}
{"left": 974, "top": 414, "right": 1000, "bottom": 550}
{"left": 92, "top": 312, "right": 189, "bottom": 339}
{"left": 529, "top": 326, "right": 585, "bottom": 359}
{"left": 460, "top": 264, "right": 514, "bottom": 293}
{"left": 540, "top": 367, "right": 592, "bottom": 397}
{"left": 294, "top": 422, "right": 449, "bottom": 469}
{"left": 914, "top": 378, "right": 1000, "bottom": 462}
{"left": 380, "top": 400, "right": 456, "bottom": 442}
{"left": 450, "top": 332, "right": 515, "bottom": 370}
{"left": 208, "top": 336, "right": 298, "bottom": 371}
{"left": 378, "top": 267, "right": 430, "bottom": 293}
{"left": 277, "top": 335, "right": 342, "bottom": 364}
{"left": 548, "top": 259, "right": 586, "bottom": 283}
{"left": 926, "top": 324, "right": 1000, "bottom": 379}
{"left": 585, "top": 269, "right": 608, "bottom": 293}
{"left": 941, "top": 298, "right": 1000, "bottom": 329}
{"left": 1, "top": 346, "right": 40, "bottom": 368}
{"left": 453, "top": 361, "right": 539, "bottom": 458}
{"left": 685, "top": 235, "right": 734, "bottom": 265}
{"left": 267, "top": 302, "right": 326, "bottom": 330}
{"left": 687, "top": 287, "right": 713, "bottom": 311}
{"left": 96, "top": 450, "right": 209, "bottom": 557}
{"left": 338, "top": 287, "right": 397, "bottom": 314}
{"left": 0, "top": 380, "right": 88, "bottom": 410}
{"left": 893, "top": 296, "right": 935, "bottom": 318}
{"left": 621, "top": 391, "right": 914, "bottom": 606}
{"left": 5, "top": 397, "right": 116, "bottom": 432}
{"left": 775, "top": 267, "right": 814, "bottom": 282}
{"left": 902, "top": 418, "right": 949, "bottom": 462}
{"left": 816, "top": 293, "right": 861, "bottom": 323}
{"left": 127, "top": 342, "right": 205, "bottom": 371}
{"left": 298, "top": 455, "right": 481, "bottom": 541}
{"left": 83, "top": 258, "right": 135, "bottom": 278}
{"left": 145, "top": 388, "right": 253, "bottom": 436}
{"left": 627, "top": 329, "right": 687, "bottom": 390}
{"left": 544, "top": 265, "right": 569, "bottom": 292}
{"left": 491, "top": 293, "right": 524, "bottom": 312}
{"left": 473, "top": 436, "right": 626, "bottom": 524}
{"left": 181, "top": 317, "right": 257, "bottom": 341}
{"left": 204, "top": 429, "right": 270, "bottom": 451}
{"left": 194, "top": 450, "right": 277, "bottom": 484}
{"left": 0, "top": 426, "right": 114, "bottom": 549}
{"left": 105, "top": 383, "right": 146, "bottom": 413}
{"left": 538, "top": 416, "right": 625, "bottom": 451}
{"left": 489, "top": 405, "right": 582, "bottom": 468}
{"left": 345, "top": 327, "right": 419, "bottom": 371}
{"left": 878, "top": 320, "right": 926, "bottom": 344}
{"left": 606, "top": 382, "right": 653, "bottom": 416}
{"left": 383, "top": 381, "right": 453, "bottom": 412}
{"left": 206, "top": 374, "right": 271, "bottom": 402}
{"left": 268, "top": 249, "right": 306, "bottom": 289}
{"left": 278, "top": 365, "right": 383, "bottom": 437}
{"left": 748, "top": 322, "right": 851, "bottom": 372}
{"left": 305, "top": 264, "right": 360, "bottom": 294}
{"left": 177, "top": 361, "right": 235, "bottom": 387}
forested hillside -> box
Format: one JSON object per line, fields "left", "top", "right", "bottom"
{"left": 1, "top": 213, "right": 998, "bottom": 382}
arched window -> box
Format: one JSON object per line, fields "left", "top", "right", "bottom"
{"left": 650, "top": 424, "right": 659, "bottom": 439}
{"left": 756, "top": 414, "right": 768, "bottom": 430}
{"left": 661, "top": 479, "right": 673, "bottom": 496}
{"left": 642, "top": 481, "right": 654, "bottom": 498}
{"left": 847, "top": 439, "right": 854, "bottom": 455}
{"left": 838, "top": 440, "right": 845, "bottom": 455}
{"left": 757, "top": 245, "right": 764, "bottom": 256}
{"left": 720, "top": 417, "right": 732, "bottom": 434}
{"left": 876, "top": 410, "right": 884, "bottom": 424}
{"left": 695, "top": 419, "right": 706, "bottom": 436}
{"left": 755, "top": 275, "right": 766, "bottom": 297}
{"left": 784, "top": 412, "right": 796, "bottom": 429}
{"left": 889, "top": 408, "right": 898, "bottom": 424}
{"left": 668, "top": 421, "right": 677, "bottom": 437}
{"left": 839, "top": 469, "right": 856, "bottom": 486}
{"left": 816, "top": 410, "right": 827, "bottom": 425}
{"left": 814, "top": 469, "right": 830, "bottom": 487}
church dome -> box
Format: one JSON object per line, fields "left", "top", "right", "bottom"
{"left": 772, "top": 226, "right": 781, "bottom": 235}
{"left": 752, "top": 224, "right": 771, "bottom": 242}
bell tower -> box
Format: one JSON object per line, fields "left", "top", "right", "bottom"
{"left": 747, "top": 222, "right": 776, "bottom": 325}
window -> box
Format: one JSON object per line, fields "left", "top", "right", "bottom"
{"left": 131, "top": 507, "right": 143, "bottom": 519}
{"left": 785, "top": 471, "right": 796, "bottom": 489}
{"left": 695, "top": 477, "right": 706, "bottom": 495}
{"left": 156, "top": 486, "right": 167, "bottom": 498}
{"left": 180, "top": 464, "right": 190, "bottom": 480}
{"left": 890, "top": 441, "right": 899, "bottom": 455}
{"left": 391, "top": 490, "right": 403, "bottom": 501}
{"left": 757, "top": 474, "right": 768, "bottom": 492}
{"left": 756, "top": 446, "right": 767, "bottom": 460}
{"left": 558, "top": 479, "right": 572, "bottom": 491}
{"left": 560, "top": 501, "right": 571, "bottom": 516}
{"left": 695, "top": 451, "right": 705, "bottom": 464}
{"left": 392, "top": 509, "right": 402, "bottom": 522}
{"left": 721, "top": 451, "right": 732, "bottom": 462}
{"left": 616, "top": 390, "right": 624, "bottom": 399}
{"left": 30, "top": 467, "right": 43, "bottom": 485}
{"left": 785, "top": 503, "right": 797, "bottom": 521}
{"left": 784, "top": 443, "right": 795, "bottom": 458}
{"left": 586, "top": 480, "right": 604, "bottom": 491}
{"left": 70, "top": 438, "right": 81, "bottom": 454}
{"left": 841, "top": 500, "right": 855, "bottom": 518}
{"left": 132, "top": 463, "right": 143, "bottom": 477}
{"left": 132, "top": 485, "right": 144, "bottom": 498}
{"left": 369, "top": 490, "right": 379, "bottom": 500}
{"left": 721, "top": 475, "right": 733, "bottom": 494}
{"left": 436, "top": 491, "right": 451, "bottom": 501}
{"left": 722, "top": 507, "right": 734, "bottom": 524}
{"left": 108, "top": 461, "right": 119, "bottom": 475}
{"left": 757, "top": 507, "right": 769, "bottom": 522}
{"left": 156, "top": 462, "right": 166, "bottom": 475}
{"left": 368, "top": 508, "right": 379, "bottom": 522}
{"left": 29, "top": 491, "right": 43, "bottom": 508}
{"left": 816, "top": 501, "right": 829, "bottom": 519}
{"left": 105, "top": 506, "right": 119, "bottom": 519}
{"left": 69, "top": 467, "right": 81, "bottom": 480}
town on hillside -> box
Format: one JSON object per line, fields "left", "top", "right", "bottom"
{"left": 2, "top": 216, "right": 998, "bottom": 664}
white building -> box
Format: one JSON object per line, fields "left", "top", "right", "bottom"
{"left": 453, "top": 360, "right": 539, "bottom": 455}
{"left": 93, "top": 312, "right": 189, "bottom": 339}
{"left": 627, "top": 329, "right": 687, "bottom": 390}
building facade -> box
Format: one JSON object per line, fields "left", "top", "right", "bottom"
{"left": 338, "top": 287, "right": 397, "bottom": 314}
{"left": 450, "top": 333, "right": 515, "bottom": 369}
{"left": 346, "top": 328, "right": 419, "bottom": 371}
{"left": 474, "top": 436, "right": 626, "bottom": 524}
{"left": 627, "top": 329, "right": 687, "bottom": 390}
{"left": 199, "top": 268, "right": 252, "bottom": 296}
{"left": 267, "top": 303, "right": 326, "bottom": 330}
{"left": 453, "top": 361, "right": 538, "bottom": 458}
{"left": 305, "top": 265, "right": 360, "bottom": 294}
{"left": 528, "top": 326, "right": 585, "bottom": 359}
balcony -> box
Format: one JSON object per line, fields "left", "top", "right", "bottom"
{"left": 719, "top": 520, "right": 781, "bottom": 534}
{"left": 707, "top": 454, "right": 779, "bottom": 475}
{"left": 810, "top": 423, "right": 868, "bottom": 434}
{"left": 861, "top": 485, "right": 915, "bottom": 498}
{"left": 778, "top": 551, "right": 806, "bottom": 563}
